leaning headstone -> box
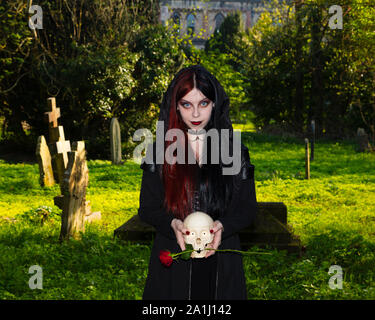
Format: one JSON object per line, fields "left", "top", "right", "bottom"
{"left": 356, "top": 128, "right": 372, "bottom": 153}
{"left": 59, "top": 141, "right": 88, "bottom": 241}
{"left": 110, "top": 118, "right": 122, "bottom": 164}
{"left": 54, "top": 142, "right": 101, "bottom": 237}
{"left": 36, "top": 135, "right": 55, "bottom": 187}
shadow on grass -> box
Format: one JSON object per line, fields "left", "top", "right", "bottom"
{"left": 305, "top": 229, "right": 375, "bottom": 283}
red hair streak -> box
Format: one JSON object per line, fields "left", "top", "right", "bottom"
{"left": 162, "top": 70, "right": 198, "bottom": 220}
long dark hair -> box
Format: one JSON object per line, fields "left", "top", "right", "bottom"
{"left": 162, "top": 68, "right": 233, "bottom": 221}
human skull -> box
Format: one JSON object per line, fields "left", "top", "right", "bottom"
{"left": 183, "top": 211, "right": 215, "bottom": 258}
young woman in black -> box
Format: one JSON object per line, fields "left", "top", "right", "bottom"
{"left": 138, "top": 65, "right": 258, "bottom": 300}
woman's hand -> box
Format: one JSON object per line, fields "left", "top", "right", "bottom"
{"left": 205, "top": 220, "right": 224, "bottom": 258}
{"left": 171, "top": 218, "right": 189, "bottom": 252}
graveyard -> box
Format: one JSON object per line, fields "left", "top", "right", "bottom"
{"left": 1, "top": 127, "right": 374, "bottom": 299}
{"left": 1, "top": 0, "right": 375, "bottom": 301}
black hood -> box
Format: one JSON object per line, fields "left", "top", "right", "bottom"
{"left": 149, "top": 65, "right": 242, "bottom": 220}
{"left": 156, "top": 65, "right": 234, "bottom": 136}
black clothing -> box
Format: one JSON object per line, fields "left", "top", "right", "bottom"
{"left": 138, "top": 143, "right": 257, "bottom": 299}
{"left": 137, "top": 65, "right": 258, "bottom": 300}
{"left": 190, "top": 165, "right": 218, "bottom": 300}
{"left": 191, "top": 254, "right": 218, "bottom": 300}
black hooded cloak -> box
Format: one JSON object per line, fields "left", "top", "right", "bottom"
{"left": 138, "top": 65, "right": 258, "bottom": 300}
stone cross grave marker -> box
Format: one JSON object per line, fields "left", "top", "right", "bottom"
{"left": 43, "top": 97, "right": 71, "bottom": 185}
{"left": 36, "top": 97, "right": 61, "bottom": 187}
{"left": 44, "top": 97, "right": 60, "bottom": 129}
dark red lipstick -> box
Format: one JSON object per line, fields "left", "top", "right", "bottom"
{"left": 191, "top": 121, "right": 202, "bottom": 126}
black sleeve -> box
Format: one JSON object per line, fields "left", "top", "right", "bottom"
{"left": 219, "top": 147, "right": 258, "bottom": 240}
{"left": 137, "top": 163, "right": 177, "bottom": 241}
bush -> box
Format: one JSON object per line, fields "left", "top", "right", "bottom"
{"left": 16, "top": 206, "right": 61, "bottom": 226}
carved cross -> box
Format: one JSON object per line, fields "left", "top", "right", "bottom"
{"left": 56, "top": 139, "right": 71, "bottom": 169}
{"left": 45, "top": 97, "right": 61, "bottom": 128}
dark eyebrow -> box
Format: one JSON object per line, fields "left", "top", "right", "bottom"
{"left": 179, "top": 99, "right": 191, "bottom": 104}
{"left": 179, "top": 98, "right": 210, "bottom": 104}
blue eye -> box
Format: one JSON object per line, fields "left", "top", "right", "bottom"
{"left": 181, "top": 102, "right": 190, "bottom": 108}
{"left": 201, "top": 101, "right": 209, "bottom": 107}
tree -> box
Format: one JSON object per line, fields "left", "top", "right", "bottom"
{"left": 238, "top": 0, "right": 374, "bottom": 142}
{"left": 0, "top": 0, "right": 186, "bottom": 159}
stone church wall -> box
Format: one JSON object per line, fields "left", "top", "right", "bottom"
{"left": 159, "top": 0, "right": 266, "bottom": 49}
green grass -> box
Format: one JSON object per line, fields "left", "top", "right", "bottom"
{"left": 0, "top": 132, "right": 374, "bottom": 299}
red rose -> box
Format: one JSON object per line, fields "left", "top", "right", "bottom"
{"left": 159, "top": 250, "right": 173, "bottom": 267}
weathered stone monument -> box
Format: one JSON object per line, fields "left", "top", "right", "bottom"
{"left": 36, "top": 97, "right": 101, "bottom": 236}
{"left": 114, "top": 202, "right": 302, "bottom": 254}
{"left": 44, "top": 97, "right": 71, "bottom": 186}
{"left": 54, "top": 141, "right": 101, "bottom": 240}
{"left": 110, "top": 117, "right": 122, "bottom": 165}
{"left": 35, "top": 135, "right": 55, "bottom": 187}
{"left": 56, "top": 141, "right": 88, "bottom": 240}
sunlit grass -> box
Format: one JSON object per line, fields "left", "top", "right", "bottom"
{"left": 0, "top": 132, "right": 374, "bottom": 299}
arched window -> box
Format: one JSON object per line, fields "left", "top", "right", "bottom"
{"left": 172, "top": 12, "right": 180, "bottom": 32}
{"left": 172, "top": 12, "right": 180, "bottom": 25}
{"left": 186, "top": 13, "right": 195, "bottom": 35}
{"left": 215, "top": 13, "right": 225, "bottom": 31}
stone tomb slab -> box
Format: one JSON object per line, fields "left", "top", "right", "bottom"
{"left": 114, "top": 202, "right": 301, "bottom": 254}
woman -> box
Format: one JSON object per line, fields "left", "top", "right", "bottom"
{"left": 138, "top": 65, "right": 258, "bottom": 300}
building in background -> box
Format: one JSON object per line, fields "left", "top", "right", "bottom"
{"left": 159, "top": 0, "right": 266, "bottom": 49}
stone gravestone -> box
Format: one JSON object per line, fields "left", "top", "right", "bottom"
{"left": 36, "top": 135, "right": 55, "bottom": 187}
{"left": 44, "top": 97, "right": 60, "bottom": 129}
{"left": 110, "top": 117, "right": 122, "bottom": 165}
{"left": 43, "top": 97, "right": 71, "bottom": 185}
{"left": 114, "top": 202, "right": 301, "bottom": 254}
{"left": 58, "top": 141, "right": 88, "bottom": 240}
{"left": 57, "top": 141, "right": 88, "bottom": 240}
{"left": 356, "top": 128, "right": 373, "bottom": 153}
{"left": 39, "top": 97, "right": 101, "bottom": 231}
{"left": 54, "top": 138, "right": 71, "bottom": 192}
{"left": 54, "top": 141, "right": 101, "bottom": 240}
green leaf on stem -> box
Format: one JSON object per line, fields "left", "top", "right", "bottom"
{"left": 179, "top": 244, "right": 194, "bottom": 260}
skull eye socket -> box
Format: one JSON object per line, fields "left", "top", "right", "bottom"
{"left": 201, "top": 231, "right": 207, "bottom": 237}
{"left": 190, "top": 232, "right": 195, "bottom": 236}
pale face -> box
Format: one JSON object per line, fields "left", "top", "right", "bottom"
{"left": 177, "top": 88, "right": 213, "bottom": 131}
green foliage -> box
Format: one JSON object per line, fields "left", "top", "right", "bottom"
{"left": 238, "top": 0, "right": 375, "bottom": 141}
{"left": 205, "top": 11, "right": 243, "bottom": 56}
{"left": 0, "top": 1, "right": 33, "bottom": 95}
{"left": 186, "top": 48, "right": 248, "bottom": 120}
{"left": 16, "top": 206, "right": 60, "bottom": 225}
{"left": 0, "top": 133, "right": 375, "bottom": 299}
{"left": 0, "top": 0, "right": 183, "bottom": 160}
